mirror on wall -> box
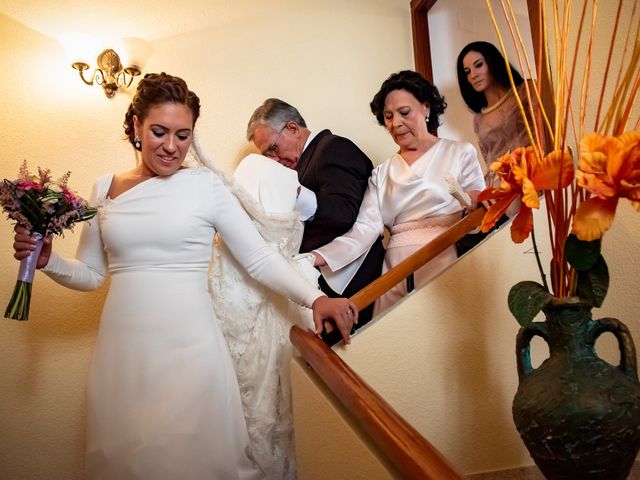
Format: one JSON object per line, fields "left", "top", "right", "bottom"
{"left": 412, "top": 0, "right": 541, "bottom": 167}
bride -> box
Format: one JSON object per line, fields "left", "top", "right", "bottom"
{"left": 197, "top": 148, "right": 318, "bottom": 479}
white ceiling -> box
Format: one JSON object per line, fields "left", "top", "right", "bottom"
{"left": 0, "top": 0, "right": 409, "bottom": 43}
{"left": 0, "top": 0, "right": 263, "bottom": 42}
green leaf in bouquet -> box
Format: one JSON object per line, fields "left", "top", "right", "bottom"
{"left": 575, "top": 254, "right": 609, "bottom": 307}
{"left": 508, "top": 281, "right": 554, "bottom": 327}
{"left": 78, "top": 208, "right": 98, "bottom": 222}
{"left": 565, "top": 233, "right": 601, "bottom": 271}
{"left": 19, "top": 189, "right": 44, "bottom": 227}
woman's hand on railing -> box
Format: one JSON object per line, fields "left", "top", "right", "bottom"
{"left": 311, "top": 296, "right": 358, "bottom": 344}
{"left": 466, "top": 189, "right": 478, "bottom": 208}
{"left": 468, "top": 189, "right": 494, "bottom": 211}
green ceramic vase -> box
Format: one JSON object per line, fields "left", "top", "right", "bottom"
{"left": 513, "top": 299, "right": 640, "bottom": 479}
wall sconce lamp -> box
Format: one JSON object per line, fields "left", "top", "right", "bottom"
{"left": 60, "top": 34, "right": 152, "bottom": 98}
{"left": 72, "top": 49, "right": 140, "bottom": 98}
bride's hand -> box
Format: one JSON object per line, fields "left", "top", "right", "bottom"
{"left": 13, "top": 226, "right": 52, "bottom": 269}
{"left": 311, "top": 296, "right": 358, "bottom": 344}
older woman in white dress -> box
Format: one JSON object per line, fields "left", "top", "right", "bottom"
{"left": 313, "top": 70, "right": 485, "bottom": 315}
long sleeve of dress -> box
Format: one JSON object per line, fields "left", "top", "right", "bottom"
{"left": 457, "top": 142, "right": 487, "bottom": 193}
{"left": 41, "top": 181, "right": 109, "bottom": 291}
{"left": 207, "top": 172, "right": 324, "bottom": 308}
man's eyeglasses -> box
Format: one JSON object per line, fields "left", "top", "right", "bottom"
{"left": 263, "top": 124, "right": 287, "bottom": 158}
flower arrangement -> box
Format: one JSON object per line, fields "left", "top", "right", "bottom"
{"left": 478, "top": 0, "right": 639, "bottom": 326}
{"left": 1, "top": 161, "right": 97, "bottom": 320}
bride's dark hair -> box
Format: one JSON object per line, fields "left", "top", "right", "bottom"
{"left": 123, "top": 73, "right": 201, "bottom": 149}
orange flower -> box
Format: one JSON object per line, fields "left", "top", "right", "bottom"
{"left": 573, "top": 132, "right": 640, "bottom": 240}
{"left": 478, "top": 146, "right": 574, "bottom": 243}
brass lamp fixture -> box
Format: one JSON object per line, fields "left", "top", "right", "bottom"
{"left": 60, "top": 34, "right": 152, "bottom": 98}
{"left": 72, "top": 49, "right": 141, "bottom": 98}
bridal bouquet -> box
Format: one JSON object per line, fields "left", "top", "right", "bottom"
{"left": 1, "top": 161, "right": 97, "bottom": 320}
{"left": 478, "top": 0, "right": 639, "bottom": 325}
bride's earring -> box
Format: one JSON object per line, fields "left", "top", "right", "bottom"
{"left": 134, "top": 137, "right": 142, "bottom": 151}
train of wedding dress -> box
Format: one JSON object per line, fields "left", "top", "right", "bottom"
{"left": 194, "top": 144, "right": 318, "bottom": 479}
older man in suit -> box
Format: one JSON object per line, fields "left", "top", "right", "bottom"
{"left": 247, "top": 98, "right": 385, "bottom": 334}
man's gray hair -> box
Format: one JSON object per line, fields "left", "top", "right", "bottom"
{"left": 246, "top": 98, "right": 307, "bottom": 141}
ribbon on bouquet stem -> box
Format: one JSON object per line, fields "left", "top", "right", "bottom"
{"left": 5, "top": 232, "right": 44, "bottom": 320}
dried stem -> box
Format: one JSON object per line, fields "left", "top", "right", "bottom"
{"left": 594, "top": 0, "right": 623, "bottom": 130}
{"left": 531, "top": 225, "right": 549, "bottom": 291}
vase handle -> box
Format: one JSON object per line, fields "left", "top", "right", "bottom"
{"left": 589, "top": 317, "right": 639, "bottom": 380}
{"left": 516, "top": 322, "right": 548, "bottom": 380}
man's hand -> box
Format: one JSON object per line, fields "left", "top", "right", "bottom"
{"left": 311, "top": 296, "right": 358, "bottom": 344}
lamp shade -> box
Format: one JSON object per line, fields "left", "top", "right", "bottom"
{"left": 58, "top": 32, "right": 100, "bottom": 65}
{"left": 118, "top": 38, "right": 153, "bottom": 69}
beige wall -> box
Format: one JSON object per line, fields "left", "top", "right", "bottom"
{"left": 0, "top": 2, "right": 412, "bottom": 478}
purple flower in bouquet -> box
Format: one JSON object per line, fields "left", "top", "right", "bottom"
{"left": 1, "top": 161, "right": 98, "bottom": 320}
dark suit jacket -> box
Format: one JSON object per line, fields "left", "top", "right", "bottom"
{"left": 296, "top": 130, "right": 385, "bottom": 328}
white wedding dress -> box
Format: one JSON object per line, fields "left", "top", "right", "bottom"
{"left": 210, "top": 154, "right": 319, "bottom": 479}
{"left": 40, "top": 167, "right": 322, "bottom": 480}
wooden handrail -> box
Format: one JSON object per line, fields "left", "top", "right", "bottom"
{"left": 350, "top": 206, "right": 486, "bottom": 311}
{"left": 290, "top": 326, "right": 464, "bottom": 480}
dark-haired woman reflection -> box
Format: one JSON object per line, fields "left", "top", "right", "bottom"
{"left": 455, "top": 41, "right": 540, "bottom": 254}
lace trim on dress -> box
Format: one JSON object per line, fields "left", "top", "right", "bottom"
{"left": 94, "top": 174, "right": 114, "bottom": 224}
